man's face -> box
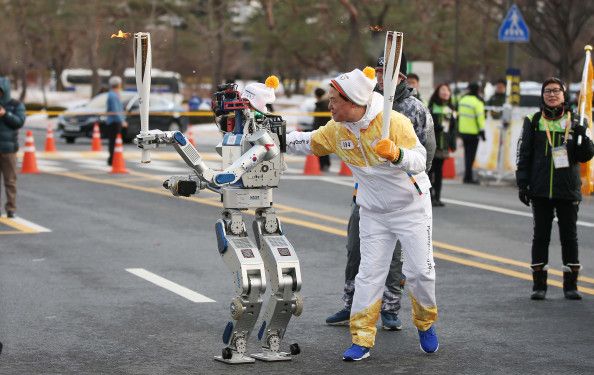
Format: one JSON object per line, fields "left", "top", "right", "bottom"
{"left": 375, "top": 67, "right": 384, "bottom": 91}
{"left": 407, "top": 77, "right": 419, "bottom": 89}
{"left": 495, "top": 83, "right": 506, "bottom": 94}
{"left": 328, "top": 86, "right": 357, "bottom": 122}
{"left": 543, "top": 83, "right": 564, "bottom": 108}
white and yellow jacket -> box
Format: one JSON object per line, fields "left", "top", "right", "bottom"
{"left": 286, "top": 92, "right": 430, "bottom": 213}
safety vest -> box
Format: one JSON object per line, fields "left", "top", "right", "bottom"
{"left": 457, "top": 95, "right": 485, "bottom": 135}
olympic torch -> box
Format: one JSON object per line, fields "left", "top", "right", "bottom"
{"left": 134, "top": 32, "right": 152, "bottom": 163}
{"left": 382, "top": 31, "right": 404, "bottom": 139}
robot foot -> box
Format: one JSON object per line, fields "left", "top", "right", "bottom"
{"left": 251, "top": 343, "right": 300, "bottom": 362}
{"left": 214, "top": 347, "right": 255, "bottom": 364}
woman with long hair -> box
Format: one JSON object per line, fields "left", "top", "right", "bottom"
{"left": 427, "top": 83, "right": 457, "bottom": 206}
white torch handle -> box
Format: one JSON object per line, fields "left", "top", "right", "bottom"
{"left": 134, "top": 32, "right": 152, "bottom": 163}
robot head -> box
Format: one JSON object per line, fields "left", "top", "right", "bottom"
{"left": 242, "top": 76, "right": 279, "bottom": 114}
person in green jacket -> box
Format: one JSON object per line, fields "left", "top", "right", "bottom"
{"left": 457, "top": 82, "right": 485, "bottom": 184}
{"left": 0, "top": 77, "right": 26, "bottom": 218}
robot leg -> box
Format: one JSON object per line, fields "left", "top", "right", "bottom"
{"left": 251, "top": 208, "right": 303, "bottom": 361}
{"left": 214, "top": 209, "right": 267, "bottom": 364}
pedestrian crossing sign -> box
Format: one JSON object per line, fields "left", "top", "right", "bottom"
{"left": 498, "top": 4, "right": 530, "bottom": 42}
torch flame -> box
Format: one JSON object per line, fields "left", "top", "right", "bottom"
{"left": 111, "top": 30, "right": 131, "bottom": 39}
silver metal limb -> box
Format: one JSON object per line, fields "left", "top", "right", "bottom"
{"left": 214, "top": 209, "right": 267, "bottom": 364}
{"left": 251, "top": 208, "right": 303, "bottom": 361}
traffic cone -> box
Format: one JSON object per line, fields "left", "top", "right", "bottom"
{"left": 110, "top": 133, "right": 128, "bottom": 174}
{"left": 303, "top": 154, "right": 322, "bottom": 175}
{"left": 187, "top": 127, "right": 195, "bottom": 146}
{"left": 21, "top": 130, "right": 40, "bottom": 174}
{"left": 44, "top": 123, "right": 57, "bottom": 152}
{"left": 91, "top": 122, "right": 102, "bottom": 152}
{"left": 338, "top": 161, "right": 352, "bottom": 176}
{"left": 443, "top": 157, "right": 456, "bottom": 179}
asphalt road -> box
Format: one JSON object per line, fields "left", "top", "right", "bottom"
{"left": 1, "top": 129, "right": 594, "bottom": 374}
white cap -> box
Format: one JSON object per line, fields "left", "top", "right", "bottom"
{"left": 242, "top": 82, "right": 276, "bottom": 113}
{"left": 330, "top": 68, "right": 377, "bottom": 106}
{"left": 109, "top": 76, "right": 122, "bottom": 87}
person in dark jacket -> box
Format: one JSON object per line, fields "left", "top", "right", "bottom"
{"left": 428, "top": 83, "right": 457, "bottom": 207}
{"left": 487, "top": 78, "right": 507, "bottom": 120}
{"left": 0, "top": 77, "right": 26, "bottom": 218}
{"left": 312, "top": 88, "right": 332, "bottom": 171}
{"left": 516, "top": 77, "right": 594, "bottom": 301}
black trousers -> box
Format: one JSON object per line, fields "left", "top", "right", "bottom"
{"left": 461, "top": 134, "right": 479, "bottom": 182}
{"left": 531, "top": 197, "right": 580, "bottom": 266}
{"left": 319, "top": 155, "right": 331, "bottom": 171}
{"left": 106, "top": 122, "right": 122, "bottom": 165}
{"left": 429, "top": 158, "right": 444, "bottom": 201}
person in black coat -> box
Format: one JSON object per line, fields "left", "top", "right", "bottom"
{"left": 516, "top": 77, "right": 594, "bottom": 300}
{"left": 312, "top": 88, "right": 332, "bottom": 171}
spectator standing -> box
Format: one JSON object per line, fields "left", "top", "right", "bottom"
{"left": 487, "top": 79, "right": 507, "bottom": 120}
{"left": 0, "top": 77, "right": 26, "bottom": 218}
{"left": 457, "top": 82, "right": 486, "bottom": 184}
{"left": 516, "top": 77, "right": 594, "bottom": 300}
{"left": 407, "top": 73, "right": 422, "bottom": 101}
{"left": 427, "top": 83, "right": 457, "bottom": 207}
{"left": 106, "top": 76, "right": 127, "bottom": 166}
{"left": 312, "top": 88, "right": 332, "bottom": 171}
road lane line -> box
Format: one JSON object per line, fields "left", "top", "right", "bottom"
{"left": 126, "top": 268, "right": 215, "bottom": 303}
{"left": 0, "top": 217, "right": 51, "bottom": 233}
{"left": 434, "top": 241, "right": 594, "bottom": 285}
{"left": 51, "top": 170, "right": 594, "bottom": 293}
{"left": 442, "top": 198, "right": 594, "bottom": 228}
{"left": 434, "top": 252, "right": 594, "bottom": 295}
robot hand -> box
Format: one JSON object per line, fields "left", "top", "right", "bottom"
{"left": 163, "top": 175, "right": 208, "bottom": 196}
{"left": 135, "top": 129, "right": 176, "bottom": 150}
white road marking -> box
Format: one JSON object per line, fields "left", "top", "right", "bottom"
{"left": 140, "top": 160, "right": 192, "bottom": 173}
{"left": 11, "top": 217, "right": 52, "bottom": 232}
{"left": 126, "top": 268, "right": 215, "bottom": 303}
{"left": 442, "top": 198, "right": 594, "bottom": 228}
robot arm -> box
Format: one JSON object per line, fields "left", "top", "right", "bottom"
{"left": 212, "top": 129, "right": 280, "bottom": 186}
{"left": 136, "top": 130, "right": 217, "bottom": 184}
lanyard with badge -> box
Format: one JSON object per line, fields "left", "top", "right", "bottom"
{"left": 543, "top": 113, "right": 571, "bottom": 169}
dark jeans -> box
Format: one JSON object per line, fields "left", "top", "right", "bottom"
{"left": 461, "top": 134, "right": 479, "bottom": 182}
{"left": 429, "top": 158, "right": 444, "bottom": 201}
{"left": 106, "top": 122, "right": 123, "bottom": 165}
{"left": 319, "top": 155, "right": 331, "bottom": 171}
{"left": 531, "top": 197, "right": 579, "bottom": 266}
{"left": 343, "top": 204, "right": 403, "bottom": 314}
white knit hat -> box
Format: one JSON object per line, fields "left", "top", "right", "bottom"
{"left": 109, "top": 76, "right": 122, "bottom": 87}
{"left": 330, "top": 67, "right": 377, "bottom": 106}
{"left": 242, "top": 76, "right": 280, "bottom": 113}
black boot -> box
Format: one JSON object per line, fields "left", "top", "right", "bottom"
{"left": 563, "top": 266, "right": 582, "bottom": 300}
{"left": 531, "top": 269, "right": 547, "bottom": 300}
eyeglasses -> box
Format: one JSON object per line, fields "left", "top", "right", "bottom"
{"left": 544, "top": 88, "right": 563, "bottom": 95}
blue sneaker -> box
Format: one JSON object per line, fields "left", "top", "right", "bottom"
{"left": 418, "top": 325, "right": 439, "bottom": 353}
{"left": 325, "top": 308, "right": 350, "bottom": 326}
{"left": 380, "top": 311, "right": 402, "bottom": 331}
{"left": 342, "top": 344, "right": 370, "bottom": 361}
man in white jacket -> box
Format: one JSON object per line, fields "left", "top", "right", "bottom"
{"left": 286, "top": 67, "right": 438, "bottom": 361}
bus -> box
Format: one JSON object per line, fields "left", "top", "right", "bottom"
{"left": 60, "top": 68, "right": 183, "bottom": 104}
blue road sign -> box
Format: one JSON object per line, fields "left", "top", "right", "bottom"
{"left": 498, "top": 4, "right": 530, "bottom": 42}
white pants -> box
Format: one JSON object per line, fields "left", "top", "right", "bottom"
{"left": 350, "top": 193, "right": 437, "bottom": 348}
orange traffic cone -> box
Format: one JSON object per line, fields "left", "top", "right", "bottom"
{"left": 338, "top": 161, "right": 352, "bottom": 176}
{"left": 91, "top": 122, "right": 102, "bottom": 152}
{"left": 303, "top": 154, "right": 322, "bottom": 175}
{"left": 110, "top": 133, "right": 128, "bottom": 174}
{"left": 21, "top": 130, "right": 40, "bottom": 174}
{"left": 443, "top": 157, "right": 456, "bottom": 179}
{"left": 187, "top": 127, "right": 195, "bottom": 146}
{"left": 44, "top": 123, "right": 57, "bottom": 152}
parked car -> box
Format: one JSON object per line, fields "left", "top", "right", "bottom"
{"left": 57, "top": 92, "right": 189, "bottom": 143}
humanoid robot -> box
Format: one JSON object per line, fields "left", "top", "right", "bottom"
{"left": 135, "top": 79, "right": 303, "bottom": 364}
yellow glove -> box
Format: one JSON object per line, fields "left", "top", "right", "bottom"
{"left": 374, "top": 138, "right": 401, "bottom": 162}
